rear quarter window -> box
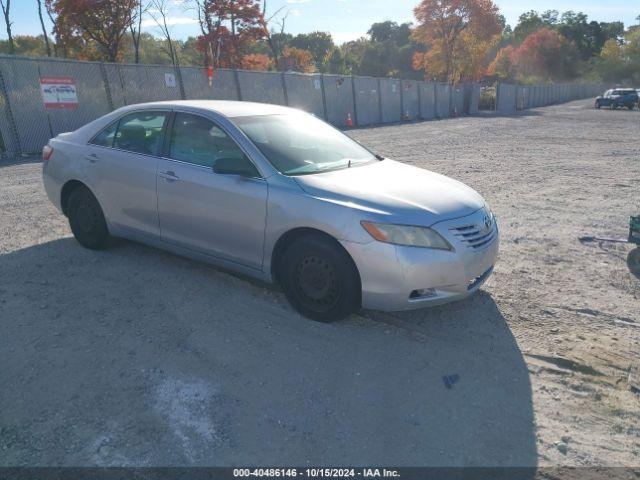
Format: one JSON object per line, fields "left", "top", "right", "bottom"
{"left": 90, "top": 121, "right": 118, "bottom": 148}
{"left": 114, "top": 111, "right": 167, "bottom": 155}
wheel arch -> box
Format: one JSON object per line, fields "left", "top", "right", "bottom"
{"left": 270, "top": 227, "right": 362, "bottom": 297}
{"left": 60, "top": 179, "right": 90, "bottom": 216}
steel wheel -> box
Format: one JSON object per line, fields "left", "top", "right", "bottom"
{"left": 294, "top": 255, "right": 341, "bottom": 310}
{"left": 279, "top": 234, "right": 360, "bottom": 322}
{"left": 67, "top": 186, "right": 109, "bottom": 250}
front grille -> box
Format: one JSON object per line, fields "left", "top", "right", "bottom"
{"left": 449, "top": 216, "right": 497, "bottom": 250}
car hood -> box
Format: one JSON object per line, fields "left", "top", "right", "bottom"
{"left": 293, "top": 159, "right": 485, "bottom": 225}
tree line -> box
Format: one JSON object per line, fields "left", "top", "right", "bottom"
{"left": 0, "top": 0, "right": 638, "bottom": 85}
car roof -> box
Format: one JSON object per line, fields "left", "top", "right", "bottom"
{"left": 117, "top": 100, "right": 297, "bottom": 118}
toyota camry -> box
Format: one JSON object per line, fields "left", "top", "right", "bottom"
{"left": 42, "top": 101, "right": 499, "bottom": 321}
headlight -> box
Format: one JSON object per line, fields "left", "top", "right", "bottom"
{"left": 361, "top": 221, "right": 452, "bottom": 250}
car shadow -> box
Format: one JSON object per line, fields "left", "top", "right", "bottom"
{"left": 0, "top": 238, "right": 537, "bottom": 471}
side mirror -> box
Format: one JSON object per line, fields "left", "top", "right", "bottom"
{"left": 213, "top": 156, "right": 259, "bottom": 178}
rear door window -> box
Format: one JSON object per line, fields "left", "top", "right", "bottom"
{"left": 113, "top": 111, "right": 168, "bottom": 155}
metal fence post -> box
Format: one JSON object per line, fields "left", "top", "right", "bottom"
{"left": 319, "top": 74, "right": 328, "bottom": 121}
{"left": 0, "top": 65, "right": 20, "bottom": 156}
{"left": 350, "top": 75, "right": 358, "bottom": 126}
{"left": 117, "top": 64, "right": 127, "bottom": 105}
{"left": 175, "top": 64, "right": 186, "bottom": 100}
{"left": 99, "top": 62, "right": 115, "bottom": 111}
{"left": 232, "top": 69, "right": 242, "bottom": 101}
{"left": 35, "top": 62, "right": 54, "bottom": 140}
{"left": 376, "top": 78, "right": 383, "bottom": 123}
{"left": 399, "top": 79, "right": 405, "bottom": 121}
{"left": 434, "top": 82, "right": 439, "bottom": 118}
{"left": 281, "top": 72, "right": 289, "bottom": 106}
{"left": 416, "top": 80, "right": 422, "bottom": 119}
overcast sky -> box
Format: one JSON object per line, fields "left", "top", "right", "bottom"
{"left": 4, "top": 0, "right": 638, "bottom": 44}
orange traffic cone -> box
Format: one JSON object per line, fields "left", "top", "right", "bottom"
{"left": 346, "top": 112, "right": 353, "bottom": 128}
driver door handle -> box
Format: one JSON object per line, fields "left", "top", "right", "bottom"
{"left": 159, "top": 170, "right": 180, "bottom": 182}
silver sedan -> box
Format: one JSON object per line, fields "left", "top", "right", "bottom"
{"left": 42, "top": 101, "right": 499, "bottom": 321}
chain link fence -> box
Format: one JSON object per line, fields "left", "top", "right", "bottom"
{"left": 496, "top": 82, "right": 606, "bottom": 115}
{"left": 0, "top": 54, "right": 608, "bottom": 157}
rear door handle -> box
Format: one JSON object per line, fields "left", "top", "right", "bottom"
{"left": 159, "top": 170, "right": 180, "bottom": 182}
{"left": 85, "top": 153, "right": 99, "bottom": 163}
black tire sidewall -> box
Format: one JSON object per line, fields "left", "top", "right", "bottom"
{"left": 67, "top": 187, "right": 109, "bottom": 250}
{"left": 279, "top": 235, "right": 360, "bottom": 322}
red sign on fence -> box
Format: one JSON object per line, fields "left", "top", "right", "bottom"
{"left": 40, "top": 77, "right": 79, "bottom": 109}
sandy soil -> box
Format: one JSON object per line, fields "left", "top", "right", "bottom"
{"left": 0, "top": 99, "right": 638, "bottom": 468}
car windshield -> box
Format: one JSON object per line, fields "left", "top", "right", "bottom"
{"left": 232, "top": 113, "right": 378, "bottom": 175}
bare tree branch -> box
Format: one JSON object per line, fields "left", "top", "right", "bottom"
{"left": 0, "top": 0, "right": 14, "bottom": 54}
{"left": 130, "top": 1, "right": 149, "bottom": 63}
{"left": 36, "top": 0, "right": 51, "bottom": 56}
{"left": 148, "top": 0, "right": 179, "bottom": 66}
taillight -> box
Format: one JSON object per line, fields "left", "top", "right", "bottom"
{"left": 42, "top": 145, "right": 54, "bottom": 161}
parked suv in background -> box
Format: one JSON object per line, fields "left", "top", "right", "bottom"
{"left": 595, "top": 89, "right": 639, "bottom": 110}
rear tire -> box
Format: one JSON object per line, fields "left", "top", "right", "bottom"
{"left": 278, "top": 235, "right": 360, "bottom": 322}
{"left": 67, "top": 186, "right": 109, "bottom": 250}
{"left": 610, "top": 103, "right": 617, "bottom": 110}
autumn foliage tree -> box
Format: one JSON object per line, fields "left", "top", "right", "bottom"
{"left": 278, "top": 46, "right": 315, "bottom": 72}
{"left": 412, "top": 0, "right": 503, "bottom": 82}
{"left": 193, "top": 0, "right": 266, "bottom": 69}
{"left": 241, "top": 53, "right": 272, "bottom": 70}
{"left": 515, "top": 28, "right": 576, "bottom": 80}
{"left": 47, "top": 0, "right": 139, "bottom": 61}
{"left": 486, "top": 44, "right": 516, "bottom": 80}
{"left": 490, "top": 27, "right": 577, "bottom": 82}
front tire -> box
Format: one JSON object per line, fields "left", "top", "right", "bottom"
{"left": 67, "top": 186, "right": 109, "bottom": 250}
{"left": 279, "top": 235, "right": 360, "bottom": 322}
{"left": 595, "top": 101, "right": 601, "bottom": 109}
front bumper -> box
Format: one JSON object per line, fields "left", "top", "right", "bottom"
{"left": 341, "top": 210, "right": 499, "bottom": 312}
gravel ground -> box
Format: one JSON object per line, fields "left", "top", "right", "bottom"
{"left": 0, "top": 99, "right": 638, "bottom": 467}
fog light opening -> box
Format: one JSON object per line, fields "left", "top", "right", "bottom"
{"left": 409, "top": 288, "right": 437, "bottom": 300}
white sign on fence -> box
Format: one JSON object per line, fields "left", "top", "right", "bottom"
{"left": 165, "top": 73, "right": 176, "bottom": 88}
{"left": 40, "top": 77, "right": 78, "bottom": 109}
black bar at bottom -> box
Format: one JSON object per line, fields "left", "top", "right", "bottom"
{"left": 0, "top": 467, "right": 638, "bottom": 480}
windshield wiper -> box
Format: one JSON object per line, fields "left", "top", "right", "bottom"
{"left": 286, "top": 157, "right": 374, "bottom": 175}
